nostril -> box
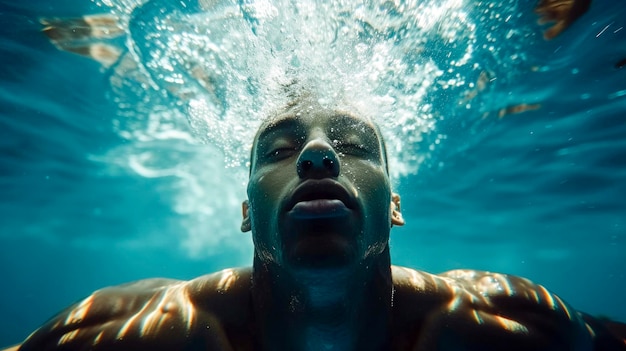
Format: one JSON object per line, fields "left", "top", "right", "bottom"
{"left": 322, "top": 157, "right": 335, "bottom": 170}
{"left": 301, "top": 160, "right": 313, "bottom": 172}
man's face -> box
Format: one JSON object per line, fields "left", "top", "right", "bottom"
{"left": 243, "top": 99, "right": 401, "bottom": 271}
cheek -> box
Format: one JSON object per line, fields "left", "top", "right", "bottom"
{"left": 246, "top": 168, "right": 293, "bottom": 228}
{"left": 347, "top": 163, "right": 390, "bottom": 197}
{"left": 350, "top": 166, "right": 392, "bottom": 224}
{"left": 248, "top": 170, "right": 274, "bottom": 201}
{"left": 248, "top": 171, "right": 292, "bottom": 263}
{"left": 255, "top": 172, "right": 290, "bottom": 202}
{"left": 251, "top": 162, "right": 296, "bottom": 190}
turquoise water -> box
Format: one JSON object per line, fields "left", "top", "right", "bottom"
{"left": 1, "top": 0, "right": 625, "bottom": 346}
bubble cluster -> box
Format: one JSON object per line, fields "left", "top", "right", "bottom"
{"left": 95, "top": 0, "right": 483, "bottom": 173}
{"left": 92, "top": 0, "right": 535, "bottom": 257}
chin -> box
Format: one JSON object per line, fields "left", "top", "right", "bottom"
{"left": 286, "top": 234, "right": 358, "bottom": 270}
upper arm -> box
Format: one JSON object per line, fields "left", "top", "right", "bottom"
{"left": 580, "top": 313, "right": 626, "bottom": 351}
{"left": 416, "top": 270, "right": 594, "bottom": 351}
{"left": 17, "top": 278, "right": 234, "bottom": 351}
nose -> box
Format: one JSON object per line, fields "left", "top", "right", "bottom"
{"left": 296, "top": 139, "right": 340, "bottom": 179}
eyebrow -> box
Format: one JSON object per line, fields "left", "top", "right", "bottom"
{"left": 255, "top": 116, "right": 300, "bottom": 145}
{"left": 329, "top": 113, "right": 378, "bottom": 136}
{"left": 256, "top": 113, "right": 377, "bottom": 142}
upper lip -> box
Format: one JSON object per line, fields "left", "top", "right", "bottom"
{"left": 286, "top": 179, "right": 356, "bottom": 211}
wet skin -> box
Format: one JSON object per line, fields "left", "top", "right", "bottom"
{"left": 7, "top": 100, "right": 626, "bottom": 351}
{"left": 241, "top": 99, "right": 405, "bottom": 350}
{"left": 243, "top": 101, "right": 399, "bottom": 271}
{"left": 10, "top": 267, "right": 623, "bottom": 351}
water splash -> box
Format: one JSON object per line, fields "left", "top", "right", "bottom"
{"left": 89, "top": 0, "right": 536, "bottom": 257}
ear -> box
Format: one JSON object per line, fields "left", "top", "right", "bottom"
{"left": 241, "top": 200, "right": 251, "bottom": 232}
{"left": 390, "top": 193, "right": 405, "bottom": 227}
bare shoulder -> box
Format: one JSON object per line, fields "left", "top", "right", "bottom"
{"left": 17, "top": 267, "right": 253, "bottom": 351}
{"left": 391, "top": 266, "right": 593, "bottom": 351}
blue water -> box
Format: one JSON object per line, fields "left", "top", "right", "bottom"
{"left": 1, "top": 0, "right": 625, "bottom": 346}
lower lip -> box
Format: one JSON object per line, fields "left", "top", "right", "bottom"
{"left": 289, "top": 199, "right": 350, "bottom": 219}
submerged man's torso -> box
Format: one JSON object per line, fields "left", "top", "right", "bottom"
{"left": 14, "top": 265, "right": 600, "bottom": 351}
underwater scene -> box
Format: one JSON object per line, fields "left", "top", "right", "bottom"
{"left": 0, "top": 0, "right": 625, "bottom": 346}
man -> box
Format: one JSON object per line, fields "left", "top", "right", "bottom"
{"left": 5, "top": 95, "right": 626, "bottom": 350}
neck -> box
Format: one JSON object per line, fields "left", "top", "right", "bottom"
{"left": 251, "top": 249, "right": 393, "bottom": 351}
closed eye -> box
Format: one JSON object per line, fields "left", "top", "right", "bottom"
{"left": 335, "top": 142, "right": 369, "bottom": 156}
{"left": 265, "top": 147, "right": 297, "bottom": 160}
